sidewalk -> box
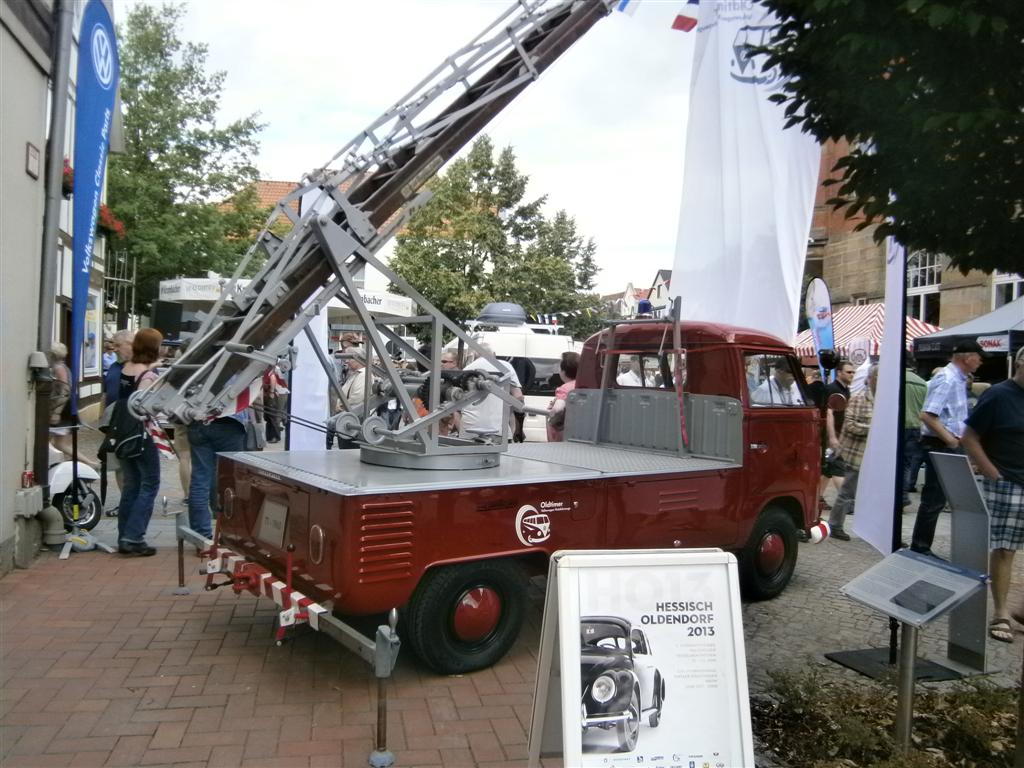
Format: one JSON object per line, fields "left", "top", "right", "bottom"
{"left": 2, "top": 433, "right": 1021, "bottom": 767}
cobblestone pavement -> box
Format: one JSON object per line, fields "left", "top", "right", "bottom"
{"left": 2, "top": 431, "right": 1021, "bottom": 767}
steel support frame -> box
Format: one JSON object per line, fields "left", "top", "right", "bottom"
{"left": 132, "top": 1, "right": 617, "bottom": 463}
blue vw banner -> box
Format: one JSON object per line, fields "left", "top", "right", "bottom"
{"left": 70, "top": 0, "right": 119, "bottom": 414}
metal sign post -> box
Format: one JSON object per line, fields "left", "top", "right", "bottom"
{"left": 840, "top": 549, "right": 987, "bottom": 750}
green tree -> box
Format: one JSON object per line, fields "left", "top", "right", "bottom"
{"left": 108, "top": 3, "right": 267, "bottom": 310}
{"left": 390, "top": 136, "right": 605, "bottom": 337}
{"left": 762, "top": 0, "right": 1023, "bottom": 274}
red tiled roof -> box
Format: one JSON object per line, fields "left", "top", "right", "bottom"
{"left": 253, "top": 180, "right": 300, "bottom": 214}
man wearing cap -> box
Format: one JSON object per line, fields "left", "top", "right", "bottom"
{"left": 962, "top": 345, "right": 1024, "bottom": 643}
{"left": 910, "top": 339, "right": 984, "bottom": 556}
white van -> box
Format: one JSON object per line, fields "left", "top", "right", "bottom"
{"left": 446, "top": 304, "right": 582, "bottom": 442}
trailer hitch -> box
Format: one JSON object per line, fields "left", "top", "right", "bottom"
{"left": 203, "top": 578, "right": 235, "bottom": 591}
{"left": 173, "top": 512, "right": 400, "bottom": 768}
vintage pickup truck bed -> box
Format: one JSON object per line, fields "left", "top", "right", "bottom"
{"left": 221, "top": 441, "right": 739, "bottom": 496}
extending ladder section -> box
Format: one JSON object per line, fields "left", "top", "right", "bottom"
{"left": 134, "top": 0, "right": 619, "bottom": 463}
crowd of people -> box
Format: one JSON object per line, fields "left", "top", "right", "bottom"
{"left": 326, "top": 333, "right": 581, "bottom": 444}
{"left": 807, "top": 341, "right": 1024, "bottom": 645}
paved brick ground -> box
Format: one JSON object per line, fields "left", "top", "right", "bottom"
{"left": 2, "top": 431, "right": 1021, "bottom": 767}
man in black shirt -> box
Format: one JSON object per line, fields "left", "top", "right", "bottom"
{"left": 963, "top": 346, "right": 1024, "bottom": 643}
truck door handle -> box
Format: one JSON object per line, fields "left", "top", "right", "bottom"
{"left": 749, "top": 442, "right": 768, "bottom": 454}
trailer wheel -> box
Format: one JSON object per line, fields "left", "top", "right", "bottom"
{"left": 740, "top": 506, "right": 797, "bottom": 600}
{"left": 404, "top": 559, "right": 528, "bottom": 674}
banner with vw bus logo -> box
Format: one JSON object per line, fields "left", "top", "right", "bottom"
{"left": 671, "top": 1, "right": 820, "bottom": 346}
{"left": 70, "top": 0, "right": 119, "bottom": 413}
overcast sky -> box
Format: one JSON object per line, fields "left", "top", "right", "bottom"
{"left": 113, "top": 0, "right": 696, "bottom": 294}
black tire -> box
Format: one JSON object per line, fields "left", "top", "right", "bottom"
{"left": 740, "top": 505, "right": 798, "bottom": 600}
{"left": 404, "top": 559, "right": 528, "bottom": 675}
{"left": 616, "top": 686, "right": 641, "bottom": 752}
{"left": 648, "top": 673, "right": 664, "bottom": 727}
{"left": 53, "top": 483, "right": 102, "bottom": 532}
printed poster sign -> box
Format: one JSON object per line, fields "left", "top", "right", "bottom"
{"left": 529, "top": 550, "right": 754, "bottom": 768}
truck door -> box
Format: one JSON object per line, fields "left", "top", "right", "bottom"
{"left": 742, "top": 352, "right": 819, "bottom": 523}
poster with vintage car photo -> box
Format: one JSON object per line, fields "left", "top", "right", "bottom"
{"left": 575, "top": 559, "right": 752, "bottom": 767}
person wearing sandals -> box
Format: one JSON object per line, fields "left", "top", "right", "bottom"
{"left": 115, "top": 328, "right": 164, "bottom": 556}
{"left": 962, "top": 345, "right": 1024, "bottom": 644}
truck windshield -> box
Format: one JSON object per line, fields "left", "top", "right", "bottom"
{"left": 746, "top": 353, "right": 807, "bottom": 407}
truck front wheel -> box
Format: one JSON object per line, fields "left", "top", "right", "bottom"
{"left": 740, "top": 506, "right": 797, "bottom": 600}
{"left": 404, "top": 559, "right": 528, "bottom": 674}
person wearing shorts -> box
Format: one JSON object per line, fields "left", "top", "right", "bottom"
{"left": 962, "top": 345, "right": 1024, "bottom": 644}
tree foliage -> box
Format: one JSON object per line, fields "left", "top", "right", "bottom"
{"left": 390, "top": 136, "right": 605, "bottom": 339}
{"left": 108, "top": 3, "right": 268, "bottom": 311}
{"left": 762, "top": 0, "right": 1023, "bottom": 274}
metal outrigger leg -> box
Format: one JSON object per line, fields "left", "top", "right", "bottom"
{"left": 172, "top": 512, "right": 401, "bottom": 766}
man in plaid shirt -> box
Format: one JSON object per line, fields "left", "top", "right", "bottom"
{"left": 911, "top": 339, "right": 984, "bottom": 556}
{"left": 828, "top": 364, "right": 878, "bottom": 541}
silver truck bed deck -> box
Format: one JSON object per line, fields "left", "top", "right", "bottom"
{"left": 223, "top": 442, "right": 738, "bottom": 497}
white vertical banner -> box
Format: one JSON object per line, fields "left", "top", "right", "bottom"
{"left": 290, "top": 305, "right": 330, "bottom": 450}
{"left": 671, "top": 1, "right": 820, "bottom": 344}
{"left": 852, "top": 239, "right": 905, "bottom": 554}
{"left": 289, "top": 187, "right": 334, "bottom": 450}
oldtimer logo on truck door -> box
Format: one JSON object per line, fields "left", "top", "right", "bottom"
{"left": 515, "top": 505, "right": 551, "bottom": 546}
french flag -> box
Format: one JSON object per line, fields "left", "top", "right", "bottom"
{"left": 672, "top": 0, "right": 699, "bottom": 32}
{"left": 615, "top": 0, "right": 640, "bottom": 16}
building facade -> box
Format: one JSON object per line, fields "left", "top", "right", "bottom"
{"left": 1, "top": 0, "right": 55, "bottom": 571}
{"left": 0, "top": 0, "right": 117, "bottom": 573}
{"left": 813, "top": 139, "right": 1023, "bottom": 329}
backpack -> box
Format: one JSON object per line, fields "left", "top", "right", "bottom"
{"left": 101, "top": 371, "right": 151, "bottom": 460}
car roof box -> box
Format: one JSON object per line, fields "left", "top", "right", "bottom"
{"left": 475, "top": 302, "right": 528, "bottom": 326}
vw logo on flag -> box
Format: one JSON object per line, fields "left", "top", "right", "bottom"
{"left": 91, "top": 24, "right": 115, "bottom": 89}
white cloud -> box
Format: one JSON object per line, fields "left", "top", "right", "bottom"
{"left": 114, "top": 0, "right": 696, "bottom": 293}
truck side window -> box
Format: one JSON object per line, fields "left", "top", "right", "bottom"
{"left": 746, "top": 353, "right": 806, "bottom": 407}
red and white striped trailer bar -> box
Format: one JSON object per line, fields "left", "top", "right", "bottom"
{"left": 172, "top": 512, "right": 401, "bottom": 768}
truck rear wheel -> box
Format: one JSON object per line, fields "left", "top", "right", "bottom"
{"left": 404, "top": 559, "right": 528, "bottom": 674}
{"left": 740, "top": 506, "right": 797, "bottom": 600}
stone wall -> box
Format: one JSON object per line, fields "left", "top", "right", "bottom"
{"left": 821, "top": 228, "right": 886, "bottom": 306}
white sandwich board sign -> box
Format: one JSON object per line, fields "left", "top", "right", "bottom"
{"left": 528, "top": 549, "right": 754, "bottom": 768}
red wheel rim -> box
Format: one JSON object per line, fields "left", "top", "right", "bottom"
{"left": 452, "top": 586, "right": 502, "bottom": 643}
{"left": 757, "top": 532, "right": 785, "bottom": 576}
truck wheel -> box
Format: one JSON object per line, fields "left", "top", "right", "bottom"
{"left": 404, "top": 559, "right": 528, "bottom": 674}
{"left": 740, "top": 506, "right": 797, "bottom": 600}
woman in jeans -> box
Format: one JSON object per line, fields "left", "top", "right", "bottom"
{"left": 116, "top": 328, "right": 163, "bottom": 556}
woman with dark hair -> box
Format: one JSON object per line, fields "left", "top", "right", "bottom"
{"left": 547, "top": 351, "right": 579, "bottom": 442}
{"left": 115, "top": 327, "right": 163, "bottom": 556}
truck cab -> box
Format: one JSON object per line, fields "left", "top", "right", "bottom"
{"left": 574, "top": 320, "right": 821, "bottom": 597}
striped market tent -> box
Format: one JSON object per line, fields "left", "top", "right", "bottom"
{"left": 794, "top": 303, "right": 940, "bottom": 358}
